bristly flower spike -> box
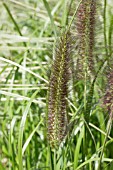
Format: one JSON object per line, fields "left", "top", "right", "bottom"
{"left": 76, "top": 0, "right": 96, "bottom": 79}
{"left": 103, "top": 69, "right": 113, "bottom": 117}
{"left": 47, "top": 31, "right": 72, "bottom": 148}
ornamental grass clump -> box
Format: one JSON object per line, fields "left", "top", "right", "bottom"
{"left": 76, "top": 0, "right": 96, "bottom": 79}
{"left": 47, "top": 31, "right": 72, "bottom": 148}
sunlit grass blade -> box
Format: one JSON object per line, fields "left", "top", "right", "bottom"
{"left": 18, "top": 90, "right": 38, "bottom": 170}
{"left": 0, "top": 57, "right": 48, "bottom": 84}
{"left": 42, "top": 0, "right": 57, "bottom": 37}
{"left": 22, "top": 119, "right": 43, "bottom": 155}
{"left": 74, "top": 125, "right": 84, "bottom": 169}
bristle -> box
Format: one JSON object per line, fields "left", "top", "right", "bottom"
{"left": 47, "top": 31, "right": 72, "bottom": 148}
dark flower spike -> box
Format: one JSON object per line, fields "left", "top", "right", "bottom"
{"left": 47, "top": 31, "right": 72, "bottom": 148}
{"left": 88, "top": 0, "right": 96, "bottom": 69}
{"left": 76, "top": 0, "right": 96, "bottom": 79}
{"left": 103, "top": 69, "right": 113, "bottom": 117}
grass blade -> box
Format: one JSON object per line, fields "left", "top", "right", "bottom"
{"left": 42, "top": 0, "right": 57, "bottom": 37}
{"left": 18, "top": 90, "right": 38, "bottom": 170}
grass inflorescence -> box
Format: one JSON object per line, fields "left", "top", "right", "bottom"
{"left": 76, "top": 0, "right": 96, "bottom": 79}
{"left": 103, "top": 69, "right": 113, "bottom": 116}
{"left": 47, "top": 31, "right": 72, "bottom": 148}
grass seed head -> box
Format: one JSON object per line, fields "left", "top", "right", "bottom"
{"left": 76, "top": 0, "right": 96, "bottom": 79}
{"left": 47, "top": 31, "right": 72, "bottom": 148}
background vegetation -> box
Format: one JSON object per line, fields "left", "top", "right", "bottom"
{"left": 0, "top": 0, "right": 113, "bottom": 170}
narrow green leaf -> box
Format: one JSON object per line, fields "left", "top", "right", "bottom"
{"left": 18, "top": 90, "right": 38, "bottom": 170}
{"left": 74, "top": 125, "right": 84, "bottom": 169}
{"left": 42, "top": 0, "right": 57, "bottom": 37}
{"left": 22, "top": 119, "right": 42, "bottom": 155}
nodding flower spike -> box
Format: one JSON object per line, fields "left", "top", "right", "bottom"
{"left": 47, "top": 31, "right": 72, "bottom": 148}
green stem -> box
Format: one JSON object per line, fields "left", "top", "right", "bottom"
{"left": 49, "top": 146, "right": 54, "bottom": 170}
{"left": 82, "top": 124, "right": 86, "bottom": 169}
{"left": 68, "top": 0, "right": 83, "bottom": 31}
{"left": 66, "top": 0, "right": 74, "bottom": 25}
{"left": 54, "top": 149, "right": 57, "bottom": 170}
{"left": 42, "top": 0, "right": 57, "bottom": 37}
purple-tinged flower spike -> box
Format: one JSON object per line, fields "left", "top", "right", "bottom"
{"left": 88, "top": 0, "right": 96, "bottom": 70}
{"left": 103, "top": 69, "right": 113, "bottom": 117}
{"left": 76, "top": 0, "right": 96, "bottom": 79}
{"left": 47, "top": 31, "right": 72, "bottom": 148}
